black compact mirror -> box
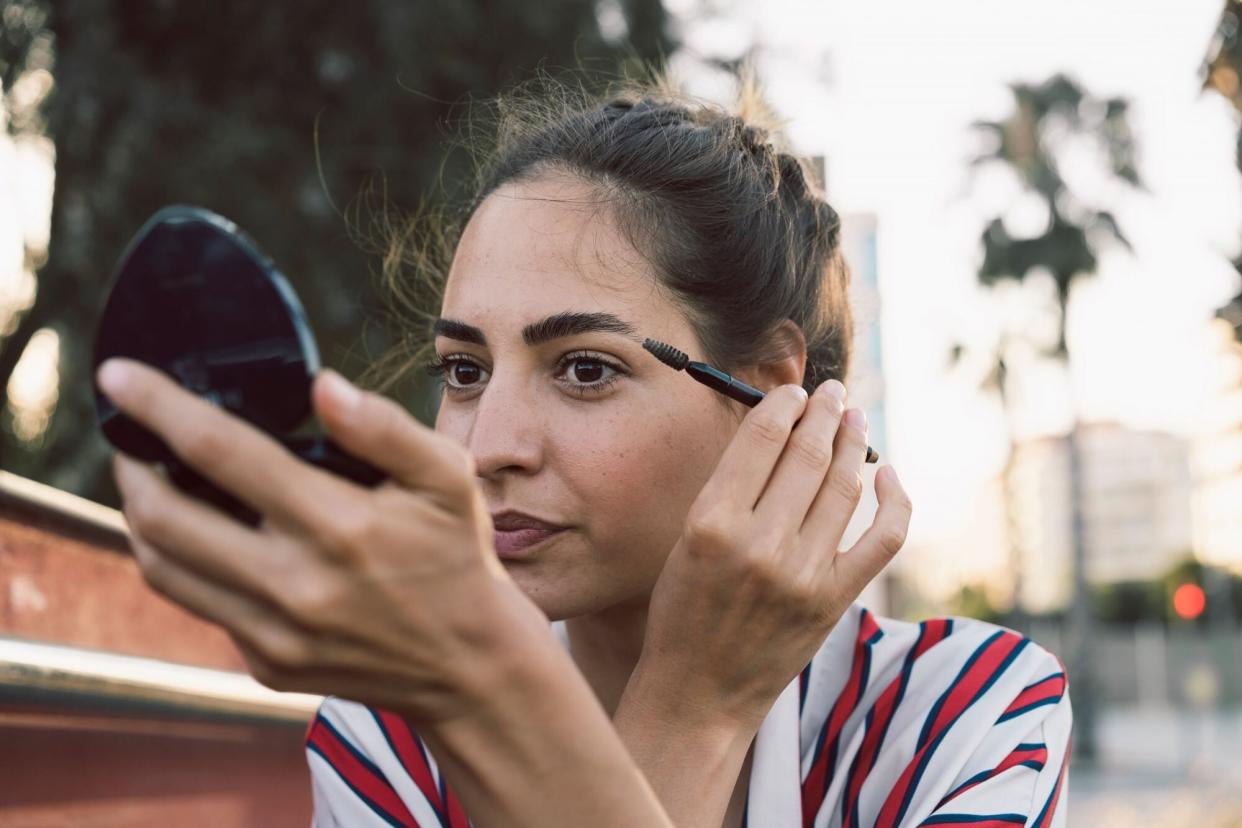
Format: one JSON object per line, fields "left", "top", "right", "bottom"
{"left": 93, "top": 205, "right": 385, "bottom": 527}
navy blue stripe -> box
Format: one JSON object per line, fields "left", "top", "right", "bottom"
{"left": 1015, "top": 742, "right": 1046, "bottom": 751}
{"left": 938, "top": 757, "right": 1045, "bottom": 808}
{"left": 1033, "top": 750, "right": 1067, "bottom": 827}
{"left": 997, "top": 696, "right": 1061, "bottom": 723}
{"left": 844, "top": 701, "right": 880, "bottom": 828}
{"left": 370, "top": 715, "right": 454, "bottom": 828}
{"left": 843, "top": 620, "right": 933, "bottom": 828}
{"left": 940, "top": 768, "right": 993, "bottom": 803}
{"left": 807, "top": 710, "right": 831, "bottom": 783}
{"left": 920, "top": 814, "right": 1025, "bottom": 825}
{"left": 799, "top": 661, "right": 813, "bottom": 715}
{"left": 916, "top": 631, "right": 1005, "bottom": 750}
{"left": 308, "top": 739, "right": 409, "bottom": 828}
{"left": 318, "top": 715, "right": 394, "bottom": 785}
{"left": 821, "top": 637, "right": 874, "bottom": 798}
{"left": 1021, "top": 672, "right": 1065, "bottom": 692}
{"left": 369, "top": 711, "right": 450, "bottom": 828}
{"left": 895, "top": 636, "right": 1031, "bottom": 827}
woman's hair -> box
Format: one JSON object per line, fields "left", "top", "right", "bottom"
{"left": 357, "top": 67, "right": 853, "bottom": 400}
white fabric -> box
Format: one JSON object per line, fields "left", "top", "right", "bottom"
{"left": 307, "top": 603, "right": 1071, "bottom": 827}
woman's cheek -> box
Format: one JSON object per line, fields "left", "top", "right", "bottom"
{"left": 583, "top": 408, "right": 715, "bottom": 564}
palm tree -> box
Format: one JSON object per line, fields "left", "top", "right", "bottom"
{"left": 965, "top": 73, "right": 1142, "bottom": 762}
{"left": 1203, "top": 1, "right": 1242, "bottom": 340}
{"left": 946, "top": 332, "right": 1025, "bottom": 629}
{"left": 1200, "top": 0, "right": 1242, "bottom": 705}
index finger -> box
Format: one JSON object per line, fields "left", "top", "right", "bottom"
{"left": 97, "top": 357, "right": 349, "bottom": 527}
{"left": 698, "top": 384, "right": 809, "bottom": 511}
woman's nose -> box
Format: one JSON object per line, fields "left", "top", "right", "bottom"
{"left": 465, "top": 380, "right": 545, "bottom": 478}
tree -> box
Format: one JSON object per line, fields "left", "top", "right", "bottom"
{"left": 963, "top": 73, "right": 1143, "bottom": 762}
{"left": 0, "top": 0, "right": 672, "bottom": 504}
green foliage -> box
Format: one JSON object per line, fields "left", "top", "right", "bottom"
{"left": 948, "top": 584, "right": 1006, "bottom": 625}
{"left": 1091, "top": 556, "right": 1242, "bottom": 626}
{"left": 0, "top": 0, "right": 672, "bottom": 505}
{"left": 1091, "top": 579, "right": 1165, "bottom": 625}
{"left": 968, "top": 72, "right": 1141, "bottom": 359}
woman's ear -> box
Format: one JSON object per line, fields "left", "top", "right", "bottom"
{"left": 734, "top": 319, "right": 808, "bottom": 392}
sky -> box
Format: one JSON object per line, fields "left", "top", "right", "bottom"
{"left": 4, "top": 1, "right": 1240, "bottom": 601}
{"left": 664, "top": 0, "right": 1242, "bottom": 597}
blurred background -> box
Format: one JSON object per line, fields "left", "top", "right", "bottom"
{"left": 3, "top": 1, "right": 1241, "bottom": 825}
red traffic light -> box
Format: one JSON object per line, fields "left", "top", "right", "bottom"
{"left": 1172, "top": 583, "right": 1206, "bottom": 620}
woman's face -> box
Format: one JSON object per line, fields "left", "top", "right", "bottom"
{"left": 434, "top": 170, "right": 742, "bottom": 620}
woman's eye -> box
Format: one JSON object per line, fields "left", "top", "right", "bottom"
{"left": 448, "top": 361, "right": 484, "bottom": 387}
{"left": 568, "top": 359, "right": 607, "bottom": 383}
{"left": 556, "top": 353, "right": 624, "bottom": 395}
{"left": 427, "top": 356, "right": 490, "bottom": 392}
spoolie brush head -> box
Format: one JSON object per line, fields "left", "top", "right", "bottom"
{"left": 643, "top": 338, "right": 690, "bottom": 371}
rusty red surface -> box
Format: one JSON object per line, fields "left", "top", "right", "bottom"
{"left": 0, "top": 513, "right": 247, "bottom": 671}
{"left": 1, "top": 488, "right": 315, "bottom": 826}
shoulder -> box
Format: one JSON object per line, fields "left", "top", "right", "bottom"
{"left": 799, "top": 604, "right": 1068, "bottom": 727}
{"left": 797, "top": 605, "right": 1071, "bottom": 827}
{"left": 305, "top": 696, "right": 469, "bottom": 827}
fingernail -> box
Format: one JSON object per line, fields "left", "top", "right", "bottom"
{"left": 821, "top": 379, "right": 846, "bottom": 400}
{"left": 886, "top": 466, "right": 900, "bottom": 485}
{"left": 844, "top": 408, "right": 866, "bottom": 431}
{"left": 322, "top": 369, "right": 361, "bottom": 412}
{"left": 97, "top": 359, "right": 130, "bottom": 396}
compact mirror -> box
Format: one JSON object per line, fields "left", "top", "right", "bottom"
{"left": 93, "top": 205, "right": 385, "bottom": 527}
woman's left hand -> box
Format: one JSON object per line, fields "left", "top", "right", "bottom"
{"left": 96, "top": 358, "right": 551, "bottom": 722}
{"left": 623, "top": 380, "right": 913, "bottom": 735}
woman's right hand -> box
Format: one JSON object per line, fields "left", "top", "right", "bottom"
{"left": 628, "top": 379, "right": 913, "bottom": 733}
{"left": 99, "top": 358, "right": 552, "bottom": 723}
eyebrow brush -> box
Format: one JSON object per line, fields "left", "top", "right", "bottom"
{"left": 642, "top": 338, "right": 879, "bottom": 464}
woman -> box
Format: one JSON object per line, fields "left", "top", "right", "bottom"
{"left": 98, "top": 73, "right": 1070, "bottom": 828}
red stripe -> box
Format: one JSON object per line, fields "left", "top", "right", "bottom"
{"left": 876, "top": 632, "right": 1025, "bottom": 828}
{"left": 995, "top": 745, "right": 1047, "bottom": 775}
{"left": 376, "top": 709, "right": 447, "bottom": 814}
{"left": 840, "top": 620, "right": 953, "bottom": 826}
{"left": 913, "top": 619, "right": 951, "bottom": 659}
{"left": 942, "top": 744, "right": 1048, "bottom": 804}
{"left": 1002, "top": 674, "right": 1066, "bottom": 718}
{"left": 1034, "top": 737, "right": 1071, "bottom": 828}
{"left": 860, "top": 610, "right": 883, "bottom": 642}
{"left": 801, "top": 611, "right": 877, "bottom": 828}
{"left": 308, "top": 718, "right": 420, "bottom": 828}
{"left": 919, "top": 818, "right": 1023, "bottom": 828}
{"left": 445, "top": 782, "right": 470, "bottom": 828}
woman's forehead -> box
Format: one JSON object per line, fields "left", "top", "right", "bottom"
{"left": 441, "top": 175, "right": 684, "bottom": 339}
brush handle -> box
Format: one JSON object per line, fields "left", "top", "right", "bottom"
{"left": 685, "top": 362, "right": 880, "bottom": 463}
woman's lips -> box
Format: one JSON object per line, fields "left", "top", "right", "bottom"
{"left": 493, "top": 527, "right": 566, "bottom": 560}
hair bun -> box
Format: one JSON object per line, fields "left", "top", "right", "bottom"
{"left": 736, "top": 119, "right": 771, "bottom": 155}
{"left": 603, "top": 97, "right": 636, "bottom": 114}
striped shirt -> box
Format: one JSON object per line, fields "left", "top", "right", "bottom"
{"left": 306, "top": 603, "right": 1071, "bottom": 827}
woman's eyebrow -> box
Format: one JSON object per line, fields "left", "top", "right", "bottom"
{"left": 433, "top": 312, "right": 638, "bottom": 347}
{"left": 433, "top": 318, "right": 487, "bottom": 345}
{"left": 522, "top": 311, "right": 638, "bottom": 345}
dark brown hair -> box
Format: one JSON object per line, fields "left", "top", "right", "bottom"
{"left": 358, "top": 68, "right": 853, "bottom": 400}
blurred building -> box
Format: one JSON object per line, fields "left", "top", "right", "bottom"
{"left": 838, "top": 210, "right": 892, "bottom": 613}
{"left": 1005, "top": 423, "right": 1194, "bottom": 612}
{"left": 1190, "top": 299, "right": 1242, "bottom": 573}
